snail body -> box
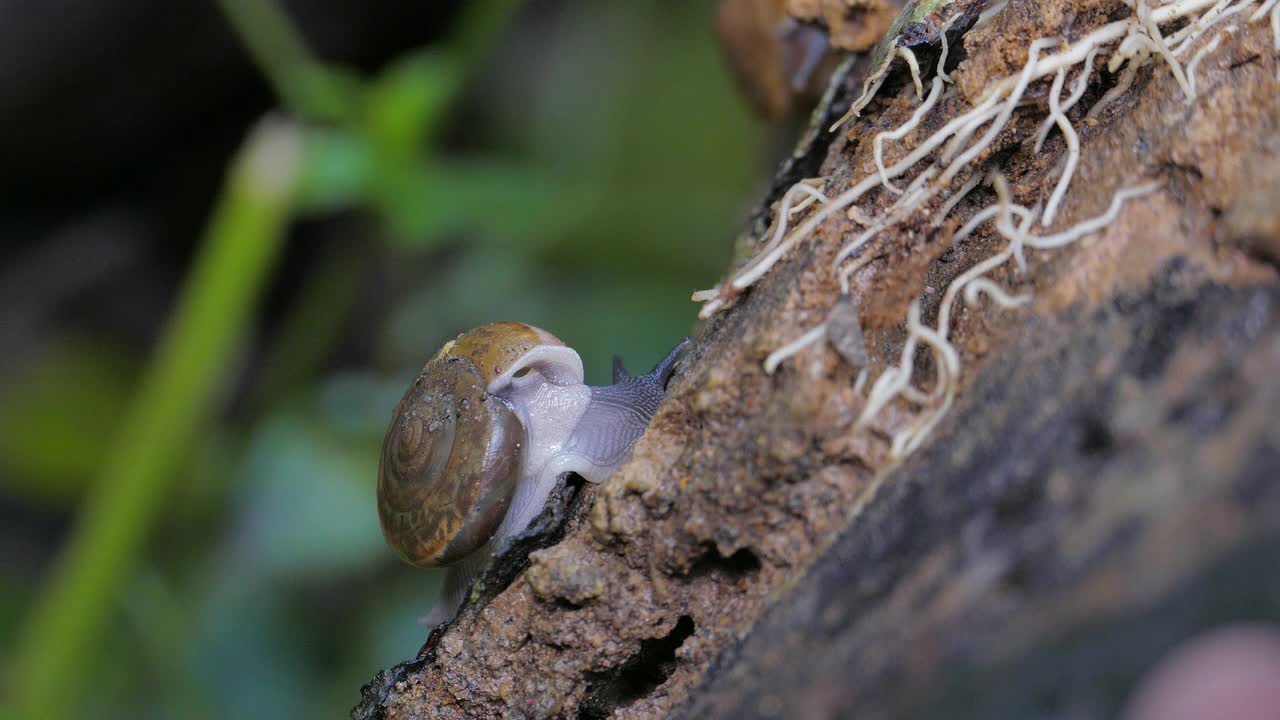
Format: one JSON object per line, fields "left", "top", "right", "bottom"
{"left": 378, "top": 322, "right": 685, "bottom": 621}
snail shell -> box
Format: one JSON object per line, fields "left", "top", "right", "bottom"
{"left": 378, "top": 321, "right": 686, "bottom": 622}
{"left": 376, "top": 322, "right": 570, "bottom": 566}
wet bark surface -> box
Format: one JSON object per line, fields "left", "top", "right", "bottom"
{"left": 355, "top": 1, "right": 1280, "bottom": 717}
{"left": 677, "top": 271, "right": 1280, "bottom": 719}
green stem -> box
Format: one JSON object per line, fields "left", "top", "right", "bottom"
{"left": 216, "top": 0, "right": 351, "bottom": 121}
{"left": 249, "top": 242, "right": 366, "bottom": 414}
{"left": 449, "top": 0, "right": 523, "bottom": 72}
{"left": 10, "top": 117, "right": 302, "bottom": 720}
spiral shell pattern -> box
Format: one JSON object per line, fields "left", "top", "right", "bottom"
{"left": 376, "top": 323, "right": 564, "bottom": 566}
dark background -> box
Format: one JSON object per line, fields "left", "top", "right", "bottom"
{"left": 0, "top": 1, "right": 764, "bottom": 716}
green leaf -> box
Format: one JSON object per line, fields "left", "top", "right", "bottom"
{"left": 231, "top": 402, "right": 385, "bottom": 582}
{"left": 0, "top": 341, "right": 137, "bottom": 506}
{"left": 364, "top": 51, "right": 459, "bottom": 159}
{"left": 377, "top": 159, "right": 598, "bottom": 249}
{"left": 298, "top": 128, "right": 375, "bottom": 210}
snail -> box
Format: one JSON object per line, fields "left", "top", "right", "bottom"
{"left": 377, "top": 322, "right": 687, "bottom": 622}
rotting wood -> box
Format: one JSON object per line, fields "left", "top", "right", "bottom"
{"left": 355, "top": 1, "right": 1280, "bottom": 717}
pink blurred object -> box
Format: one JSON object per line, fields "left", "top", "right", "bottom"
{"left": 1125, "top": 624, "right": 1280, "bottom": 720}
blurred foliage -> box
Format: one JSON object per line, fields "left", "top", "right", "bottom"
{"left": 0, "top": 341, "right": 138, "bottom": 505}
{"left": 0, "top": 1, "right": 763, "bottom": 717}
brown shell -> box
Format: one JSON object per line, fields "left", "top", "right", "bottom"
{"left": 376, "top": 323, "right": 564, "bottom": 566}
{"left": 434, "top": 322, "right": 564, "bottom": 386}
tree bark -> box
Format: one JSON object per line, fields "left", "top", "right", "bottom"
{"left": 355, "top": 1, "right": 1280, "bottom": 717}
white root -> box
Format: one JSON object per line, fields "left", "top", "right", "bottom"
{"left": 1062, "top": 47, "right": 1102, "bottom": 112}
{"left": 1186, "top": 26, "right": 1232, "bottom": 97}
{"left": 899, "top": 46, "right": 926, "bottom": 100}
{"left": 1154, "top": 0, "right": 1230, "bottom": 20}
{"left": 1088, "top": 54, "right": 1145, "bottom": 119}
{"left": 1269, "top": 0, "right": 1280, "bottom": 80}
{"left": 938, "top": 178, "right": 1021, "bottom": 337}
{"left": 955, "top": 203, "right": 1034, "bottom": 241}
{"left": 788, "top": 179, "right": 832, "bottom": 217}
{"left": 763, "top": 183, "right": 824, "bottom": 257}
{"left": 911, "top": 92, "right": 1003, "bottom": 170}
{"left": 875, "top": 77, "right": 945, "bottom": 194}
{"left": 984, "top": 21, "right": 1130, "bottom": 99}
{"left": 1170, "top": 0, "right": 1253, "bottom": 53}
{"left": 1115, "top": 28, "right": 1195, "bottom": 99}
{"left": 974, "top": 0, "right": 1010, "bottom": 31}
{"left": 941, "top": 94, "right": 1004, "bottom": 166}
{"left": 729, "top": 173, "right": 882, "bottom": 292}
{"left": 869, "top": 176, "right": 1157, "bottom": 458}
{"left": 1035, "top": 48, "right": 1099, "bottom": 152}
{"left": 693, "top": 178, "right": 836, "bottom": 317}
{"left": 859, "top": 333, "right": 919, "bottom": 426}
{"left": 942, "top": 38, "right": 1061, "bottom": 183}
{"left": 693, "top": 0, "right": 1257, "bottom": 459}
{"left": 1169, "top": 0, "right": 1234, "bottom": 51}
{"left": 830, "top": 57, "right": 893, "bottom": 131}
{"left": 892, "top": 308, "right": 958, "bottom": 456}
{"left": 832, "top": 6, "right": 976, "bottom": 132}
{"left": 900, "top": 381, "right": 935, "bottom": 406}
{"left": 932, "top": 174, "right": 984, "bottom": 228}
{"left": 834, "top": 169, "right": 939, "bottom": 283}
{"left": 694, "top": 294, "right": 725, "bottom": 318}
{"left": 938, "top": 13, "right": 959, "bottom": 83}
{"left": 1136, "top": 0, "right": 1192, "bottom": 99}
{"left": 1027, "top": 182, "right": 1160, "bottom": 249}
{"left": 963, "top": 277, "right": 1033, "bottom": 307}
{"left": 993, "top": 174, "right": 1035, "bottom": 272}
{"left": 838, "top": 252, "right": 876, "bottom": 295}
{"left": 1041, "top": 68, "right": 1082, "bottom": 227}
{"left": 720, "top": 0, "right": 1230, "bottom": 302}
{"left": 735, "top": 136, "right": 948, "bottom": 294}
{"left": 764, "top": 323, "right": 828, "bottom": 375}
